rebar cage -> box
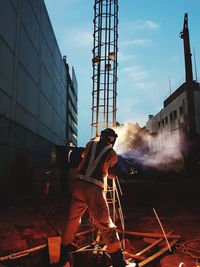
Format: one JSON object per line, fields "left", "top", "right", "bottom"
{"left": 91, "top": 0, "right": 119, "bottom": 138}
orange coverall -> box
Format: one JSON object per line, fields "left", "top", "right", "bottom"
{"left": 61, "top": 140, "right": 122, "bottom": 253}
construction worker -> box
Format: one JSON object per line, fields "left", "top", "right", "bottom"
{"left": 58, "top": 128, "right": 135, "bottom": 267}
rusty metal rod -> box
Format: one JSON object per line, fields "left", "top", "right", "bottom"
{"left": 117, "top": 229, "right": 180, "bottom": 239}
{"left": 0, "top": 244, "right": 47, "bottom": 262}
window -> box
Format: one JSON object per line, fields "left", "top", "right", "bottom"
{"left": 165, "top": 116, "right": 168, "bottom": 124}
{"left": 174, "top": 110, "right": 177, "bottom": 119}
{"left": 170, "top": 113, "right": 173, "bottom": 122}
{"left": 179, "top": 106, "right": 183, "bottom": 115}
{"left": 162, "top": 119, "right": 164, "bottom": 127}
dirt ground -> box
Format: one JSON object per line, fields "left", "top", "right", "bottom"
{"left": 0, "top": 175, "right": 200, "bottom": 267}
{"left": 121, "top": 177, "right": 200, "bottom": 267}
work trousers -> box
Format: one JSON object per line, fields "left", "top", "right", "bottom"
{"left": 62, "top": 179, "right": 122, "bottom": 253}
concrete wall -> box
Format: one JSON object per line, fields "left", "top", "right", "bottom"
{"left": 145, "top": 83, "right": 200, "bottom": 172}
{"left": 146, "top": 90, "right": 187, "bottom": 154}
{"left": 146, "top": 90, "right": 187, "bottom": 135}
{"left": 0, "top": 0, "right": 68, "bottom": 196}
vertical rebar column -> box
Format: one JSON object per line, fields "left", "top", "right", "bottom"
{"left": 91, "top": 0, "right": 118, "bottom": 138}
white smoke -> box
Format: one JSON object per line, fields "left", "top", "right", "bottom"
{"left": 114, "top": 122, "right": 142, "bottom": 154}
{"left": 113, "top": 122, "right": 185, "bottom": 172}
{"left": 144, "top": 131, "right": 184, "bottom": 171}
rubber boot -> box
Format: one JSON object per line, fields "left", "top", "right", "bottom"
{"left": 110, "top": 250, "right": 126, "bottom": 267}
{"left": 58, "top": 243, "right": 77, "bottom": 267}
{"left": 110, "top": 249, "right": 137, "bottom": 267}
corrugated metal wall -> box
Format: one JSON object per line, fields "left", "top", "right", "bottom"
{"left": 0, "top": 0, "right": 69, "bottom": 197}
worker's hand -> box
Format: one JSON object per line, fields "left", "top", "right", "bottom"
{"left": 108, "top": 166, "right": 118, "bottom": 179}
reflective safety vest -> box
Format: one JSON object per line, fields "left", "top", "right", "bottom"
{"left": 76, "top": 141, "right": 113, "bottom": 188}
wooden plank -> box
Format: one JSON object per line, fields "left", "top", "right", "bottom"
{"left": 123, "top": 251, "right": 145, "bottom": 261}
{"left": 118, "top": 229, "right": 180, "bottom": 239}
{"left": 48, "top": 236, "right": 61, "bottom": 264}
{"left": 138, "top": 239, "right": 179, "bottom": 267}
{"left": 76, "top": 229, "right": 95, "bottom": 237}
{"left": 136, "top": 231, "right": 173, "bottom": 256}
{"left": 76, "top": 244, "right": 91, "bottom": 252}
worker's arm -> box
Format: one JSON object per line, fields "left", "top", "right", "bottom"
{"left": 107, "top": 150, "right": 118, "bottom": 179}
{"left": 81, "top": 141, "right": 91, "bottom": 158}
{"left": 76, "top": 141, "right": 92, "bottom": 172}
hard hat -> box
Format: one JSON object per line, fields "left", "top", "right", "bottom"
{"left": 100, "top": 128, "right": 118, "bottom": 146}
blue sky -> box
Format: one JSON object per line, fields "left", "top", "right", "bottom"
{"left": 44, "top": 0, "right": 200, "bottom": 146}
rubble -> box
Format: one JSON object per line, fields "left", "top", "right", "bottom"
{"left": 0, "top": 178, "right": 200, "bottom": 266}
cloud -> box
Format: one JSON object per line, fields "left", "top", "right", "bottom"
{"left": 136, "top": 81, "right": 156, "bottom": 90}
{"left": 117, "top": 98, "right": 140, "bottom": 120}
{"left": 119, "top": 97, "right": 143, "bottom": 107}
{"left": 119, "top": 65, "right": 158, "bottom": 92}
{"left": 117, "top": 101, "right": 148, "bottom": 126}
{"left": 122, "top": 19, "right": 159, "bottom": 32}
{"left": 120, "top": 38, "right": 153, "bottom": 47}
{"left": 63, "top": 28, "right": 93, "bottom": 48}
{"left": 144, "top": 20, "right": 159, "bottom": 29}
{"left": 121, "top": 66, "right": 149, "bottom": 81}
{"left": 134, "top": 19, "right": 159, "bottom": 30}
{"left": 118, "top": 51, "right": 136, "bottom": 62}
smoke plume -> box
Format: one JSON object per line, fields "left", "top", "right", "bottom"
{"left": 114, "top": 122, "right": 184, "bottom": 172}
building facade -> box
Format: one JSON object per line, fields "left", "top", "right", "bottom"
{"left": 0, "top": 0, "right": 78, "bottom": 196}
{"left": 63, "top": 57, "right": 78, "bottom": 147}
{"left": 146, "top": 81, "right": 200, "bottom": 171}
{"left": 146, "top": 14, "right": 200, "bottom": 172}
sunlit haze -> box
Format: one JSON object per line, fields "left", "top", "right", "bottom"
{"left": 44, "top": 0, "right": 200, "bottom": 146}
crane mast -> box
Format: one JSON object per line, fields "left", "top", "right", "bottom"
{"left": 91, "top": 0, "right": 119, "bottom": 138}
{"left": 180, "top": 13, "right": 196, "bottom": 136}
